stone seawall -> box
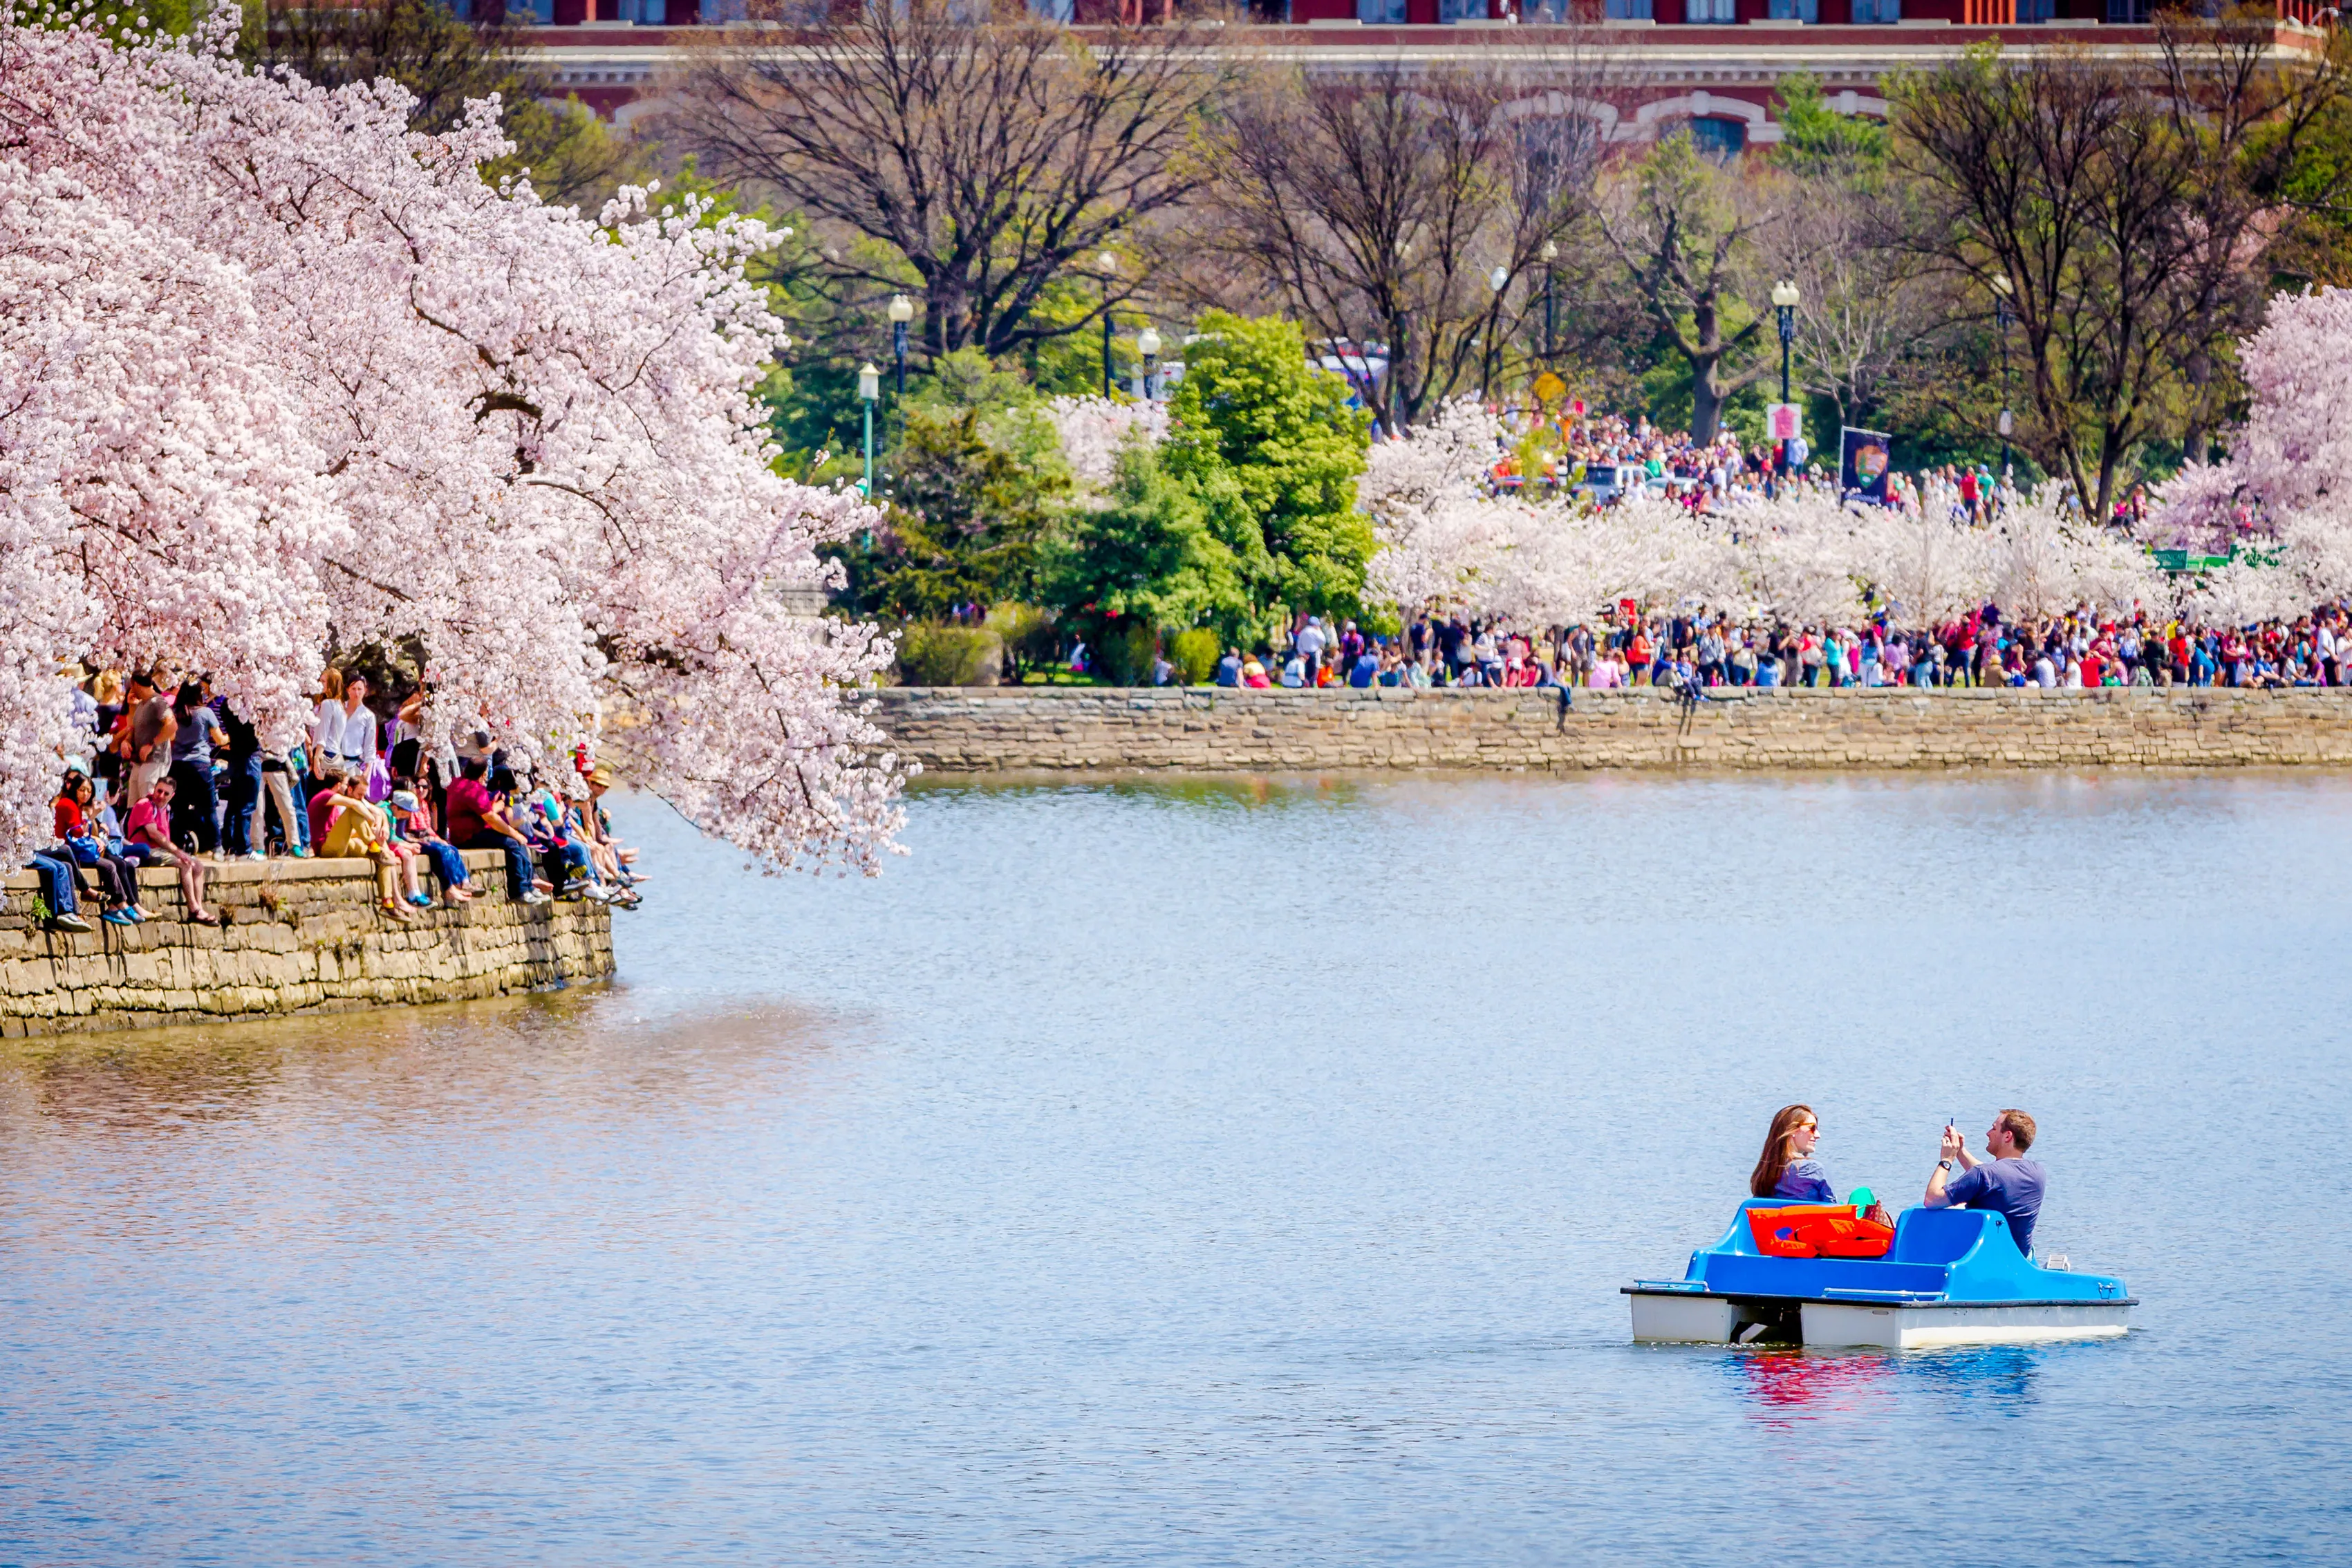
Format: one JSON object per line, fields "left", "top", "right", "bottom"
{"left": 875, "top": 685, "right": 2352, "bottom": 774}
{"left": 1, "top": 850, "right": 612, "bottom": 1037}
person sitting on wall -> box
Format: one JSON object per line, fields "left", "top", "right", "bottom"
{"left": 124, "top": 775, "right": 220, "bottom": 926}
{"left": 1925, "top": 1109, "right": 2047, "bottom": 1256}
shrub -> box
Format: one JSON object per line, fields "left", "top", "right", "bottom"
{"left": 1096, "top": 623, "right": 1159, "bottom": 687}
{"left": 1169, "top": 627, "right": 1220, "bottom": 685}
{"left": 987, "top": 603, "right": 1058, "bottom": 682}
{"left": 894, "top": 623, "right": 1002, "bottom": 687}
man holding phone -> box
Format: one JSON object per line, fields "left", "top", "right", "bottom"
{"left": 1925, "top": 1109, "right": 2047, "bottom": 1256}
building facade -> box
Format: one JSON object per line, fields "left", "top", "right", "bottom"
{"left": 521, "top": 10, "right": 2331, "bottom": 151}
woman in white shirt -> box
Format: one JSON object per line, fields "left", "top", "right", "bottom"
{"left": 339, "top": 673, "right": 379, "bottom": 782}
{"left": 310, "top": 669, "right": 346, "bottom": 769}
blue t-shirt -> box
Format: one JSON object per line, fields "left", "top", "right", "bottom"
{"left": 1773, "top": 1160, "right": 1835, "bottom": 1203}
{"left": 1349, "top": 653, "right": 1379, "bottom": 689}
{"left": 1945, "top": 1157, "right": 2046, "bottom": 1254}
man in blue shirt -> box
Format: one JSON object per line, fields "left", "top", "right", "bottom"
{"left": 1925, "top": 1108, "right": 2046, "bottom": 1255}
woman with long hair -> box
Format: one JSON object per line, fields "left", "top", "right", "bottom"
{"left": 1749, "top": 1104, "right": 1836, "bottom": 1202}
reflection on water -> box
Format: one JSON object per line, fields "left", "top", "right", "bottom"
{"left": 1730, "top": 1349, "right": 1898, "bottom": 1424}
{"left": 2, "top": 773, "right": 2349, "bottom": 1565}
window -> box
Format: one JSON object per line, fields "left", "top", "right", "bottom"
{"left": 1850, "top": 0, "right": 1898, "bottom": 17}
{"left": 1767, "top": 0, "right": 1816, "bottom": 17}
{"left": 2017, "top": 0, "right": 2053, "bottom": 17}
{"left": 1684, "top": 117, "right": 1745, "bottom": 159}
{"left": 1359, "top": 0, "right": 1407, "bottom": 16}
{"left": 1683, "top": 0, "right": 1735, "bottom": 17}
{"left": 1517, "top": 115, "right": 1603, "bottom": 200}
{"left": 1605, "top": 0, "right": 1654, "bottom": 15}
{"left": 2105, "top": 0, "right": 2149, "bottom": 17}
{"left": 1441, "top": 0, "right": 1490, "bottom": 16}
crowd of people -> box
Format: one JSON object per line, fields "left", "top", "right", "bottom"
{"left": 1475, "top": 405, "right": 2176, "bottom": 536}
{"left": 24, "top": 663, "right": 644, "bottom": 935}
{"left": 1188, "top": 602, "right": 2352, "bottom": 699}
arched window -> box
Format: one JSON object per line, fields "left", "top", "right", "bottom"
{"left": 1684, "top": 117, "right": 1746, "bottom": 160}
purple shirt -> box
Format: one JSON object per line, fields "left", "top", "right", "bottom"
{"left": 1946, "top": 1157, "right": 2047, "bottom": 1255}
{"left": 1773, "top": 1159, "right": 1836, "bottom": 1204}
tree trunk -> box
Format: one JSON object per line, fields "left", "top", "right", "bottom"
{"left": 1690, "top": 354, "right": 1726, "bottom": 445}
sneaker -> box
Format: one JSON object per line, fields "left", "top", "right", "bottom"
{"left": 409, "top": 895, "right": 433, "bottom": 908}
{"left": 49, "top": 913, "right": 93, "bottom": 933}
{"left": 101, "top": 908, "right": 138, "bottom": 927}
{"left": 291, "top": 848, "right": 312, "bottom": 859}
{"left": 244, "top": 851, "right": 266, "bottom": 862}
{"left": 521, "top": 890, "right": 552, "bottom": 906}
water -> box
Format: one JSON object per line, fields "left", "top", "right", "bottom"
{"left": 3, "top": 772, "right": 2349, "bottom": 1565}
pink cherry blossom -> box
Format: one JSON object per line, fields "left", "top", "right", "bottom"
{"left": 0, "top": 15, "right": 904, "bottom": 870}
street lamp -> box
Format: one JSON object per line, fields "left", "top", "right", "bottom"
{"left": 1137, "top": 324, "right": 1161, "bottom": 402}
{"left": 857, "top": 362, "right": 879, "bottom": 497}
{"left": 1486, "top": 265, "right": 1509, "bottom": 393}
{"left": 1541, "top": 239, "right": 1559, "bottom": 363}
{"left": 1991, "top": 272, "right": 2015, "bottom": 482}
{"left": 888, "top": 293, "right": 913, "bottom": 398}
{"left": 1771, "top": 279, "right": 1800, "bottom": 476}
{"left": 1098, "top": 251, "right": 1117, "bottom": 399}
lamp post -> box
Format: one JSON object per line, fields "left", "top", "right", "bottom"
{"left": 1541, "top": 239, "right": 1559, "bottom": 364}
{"left": 1137, "top": 324, "right": 1161, "bottom": 402}
{"left": 1991, "top": 272, "right": 2015, "bottom": 482}
{"left": 888, "top": 293, "right": 913, "bottom": 398}
{"left": 1486, "top": 264, "right": 1509, "bottom": 394}
{"left": 1771, "top": 279, "right": 1800, "bottom": 476}
{"left": 1098, "top": 251, "right": 1117, "bottom": 399}
{"left": 857, "top": 362, "right": 879, "bottom": 497}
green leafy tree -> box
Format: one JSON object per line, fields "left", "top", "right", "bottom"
{"left": 828, "top": 409, "right": 1050, "bottom": 619}
{"left": 1774, "top": 74, "right": 1891, "bottom": 178}
{"left": 1038, "top": 443, "right": 1253, "bottom": 640}
{"left": 1159, "top": 312, "right": 1371, "bottom": 620}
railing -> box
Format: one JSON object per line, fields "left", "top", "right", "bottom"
{"left": 1962, "top": 0, "right": 2016, "bottom": 22}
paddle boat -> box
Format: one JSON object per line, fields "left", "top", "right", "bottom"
{"left": 1624, "top": 1195, "right": 2134, "bottom": 1349}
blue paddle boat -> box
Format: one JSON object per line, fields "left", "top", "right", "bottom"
{"left": 1625, "top": 1197, "right": 2135, "bottom": 1348}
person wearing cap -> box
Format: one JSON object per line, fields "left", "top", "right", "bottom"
{"left": 386, "top": 788, "right": 475, "bottom": 908}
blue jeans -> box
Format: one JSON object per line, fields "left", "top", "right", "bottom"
{"left": 168, "top": 759, "right": 219, "bottom": 853}
{"left": 542, "top": 840, "right": 592, "bottom": 895}
{"left": 222, "top": 753, "right": 262, "bottom": 856}
{"left": 419, "top": 840, "right": 469, "bottom": 892}
{"left": 459, "top": 831, "right": 534, "bottom": 899}
{"left": 27, "top": 852, "right": 77, "bottom": 918}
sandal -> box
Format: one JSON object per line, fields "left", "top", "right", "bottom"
{"left": 380, "top": 899, "right": 415, "bottom": 922}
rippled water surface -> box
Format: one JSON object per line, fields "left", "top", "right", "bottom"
{"left": 3, "top": 773, "right": 2349, "bottom": 1565}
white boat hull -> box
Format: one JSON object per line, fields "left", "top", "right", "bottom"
{"left": 1629, "top": 1291, "right": 2134, "bottom": 1348}
{"left": 1800, "top": 1299, "right": 2133, "bottom": 1350}
{"left": 1629, "top": 1292, "right": 1744, "bottom": 1343}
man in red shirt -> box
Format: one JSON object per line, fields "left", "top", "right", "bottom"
{"left": 446, "top": 757, "right": 548, "bottom": 906}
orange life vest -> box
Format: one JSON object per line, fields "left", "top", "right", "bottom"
{"left": 1747, "top": 1204, "right": 1896, "bottom": 1260}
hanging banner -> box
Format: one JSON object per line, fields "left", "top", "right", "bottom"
{"left": 1840, "top": 427, "right": 1894, "bottom": 504}
{"left": 1765, "top": 403, "right": 1803, "bottom": 444}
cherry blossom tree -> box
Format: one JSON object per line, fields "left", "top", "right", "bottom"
{"left": 0, "top": 12, "right": 904, "bottom": 870}
{"left": 1361, "top": 401, "right": 1515, "bottom": 619}
{"left": 1992, "top": 483, "right": 2163, "bottom": 622}
{"left": 1860, "top": 504, "right": 1997, "bottom": 630}
{"left": 1045, "top": 395, "right": 1168, "bottom": 499}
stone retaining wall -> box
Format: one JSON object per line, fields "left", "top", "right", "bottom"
{"left": 875, "top": 685, "right": 2352, "bottom": 774}
{"left": 1, "top": 850, "right": 612, "bottom": 1037}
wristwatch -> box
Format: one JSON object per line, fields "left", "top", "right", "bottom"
{"left": 1937, "top": 1159, "right": 1953, "bottom": 1171}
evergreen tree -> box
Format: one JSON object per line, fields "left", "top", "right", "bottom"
{"left": 1038, "top": 443, "right": 1252, "bottom": 637}
{"left": 1160, "top": 312, "right": 1372, "bottom": 619}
